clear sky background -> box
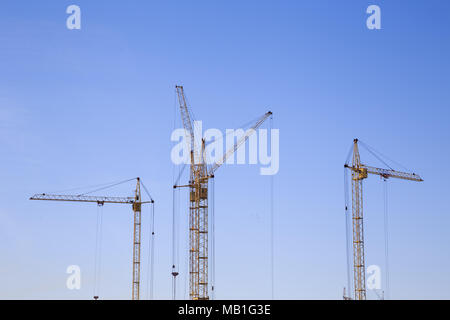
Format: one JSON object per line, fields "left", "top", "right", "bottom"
{"left": 1, "top": 0, "right": 449, "bottom": 300}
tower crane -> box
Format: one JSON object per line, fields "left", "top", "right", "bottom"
{"left": 173, "top": 85, "right": 272, "bottom": 300}
{"left": 344, "top": 139, "right": 423, "bottom": 300}
{"left": 30, "top": 177, "right": 154, "bottom": 300}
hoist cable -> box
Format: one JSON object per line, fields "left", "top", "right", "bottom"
{"left": 204, "top": 113, "right": 268, "bottom": 148}
{"left": 270, "top": 115, "right": 275, "bottom": 300}
{"left": 140, "top": 180, "right": 154, "bottom": 202}
{"left": 383, "top": 179, "right": 390, "bottom": 300}
{"left": 210, "top": 177, "right": 216, "bottom": 299}
{"left": 361, "top": 140, "right": 411, "bottom": 172}
{"left": 171, "top": 87, "right": 178, "bottom": 300}
{"left": 79, "top": 178, "right": 136, "bottom": 196}
{"left": 145, "top": 202, "right": 156, "bottom": 300}
{"left": 174, "top": 163, "right": 188, "bottom": 187}
{"left": 345, "top": 142, "right": 354, "bottom": 166}
{"left": 344, "top": 167, "right": 352, "bottom": 298}
{"left": 359, "top": 140, "right": 413, "bottom": 173}
{"left": 93, "top": 204, "right": 103, "bottom": 299}
{"left": 150, "top": 203, "right": 155, "bottom": 299}
{"left": 171, "top": 187, "right": 177, "bottom": 300}
{"left": 49, "top": 178, "right": 135, "bottom": 196}
{"left": 359, "top": 142, "right": 393, "bottom": 170}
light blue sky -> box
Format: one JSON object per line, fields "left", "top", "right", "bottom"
{"left": 1, "top": 0, "right": 449, "bottom": 299}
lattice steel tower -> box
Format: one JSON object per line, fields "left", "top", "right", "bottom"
{"left": 345, "top": 139, "right": 422, "bottom": 300}
{"left": 174, "top": 85, "right": 271, "bottom": 300}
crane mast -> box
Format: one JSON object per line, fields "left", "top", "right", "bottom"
{"left": 345, "top": 139, "right": 423, "bottom": 300}
{"left": 190, "top": 139, "right": 209, "bottom": 300}
{"left": 176, "top": 85, "right": 209, "bottom": 300}
{"left": 132, "top": 178, "right": 142, "bottom": 300}
{"left": 30, "top": 177, "right": 153, "bottom": 300}
{"left": 350, "top": 140, "right": 366, "bottom": 300}
{"left": 174, "top": 85, "right": 272, "bottom": 300}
